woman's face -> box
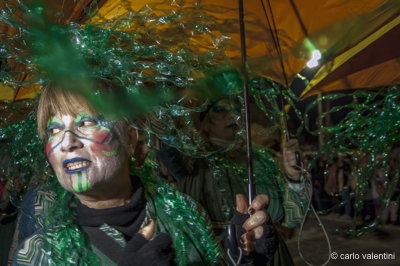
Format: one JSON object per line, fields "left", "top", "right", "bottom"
{"left": 202, "top": 99, "right": 240, "bottom": 141}
{"left": 45, "top": 112, "right": 128, "bottom": 194}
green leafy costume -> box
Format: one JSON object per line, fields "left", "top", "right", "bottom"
{"left": 177, "top": 145, "right": 308, "bottom": 265}
{"left": 13, "top": 167, "right": 224, "bottom": 266}
{"left": 178, "top": 146, "right": 308, "bottom": 228}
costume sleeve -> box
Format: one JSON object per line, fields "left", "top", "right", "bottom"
{"left": 13, "top": 233, "right": 48, "bottom": 266}
{"left": 281, "top": 176, "right": 308, "bottom": 228}
{"left": 142, "top": 177, "right": 225, "bottom": 266}
{"left": 254, "top": 147, "right": 308, "bottom": 228}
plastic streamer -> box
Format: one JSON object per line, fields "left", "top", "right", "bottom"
{"left": 0, "top": 0, "right": 232, "bottom": 118}
{"left": 0, "top": 0, "right": 232, "bottom": 264}
{"left": 0, "top": 0, "right": 399, "bottom": 262}
{"left": 303, "top": 86, "right": 400, "bottom": 236}
{"left": 250, "top": 77, "right": 305, "bottom": 137}
{"left": 0, "top": 108, "right": 51, "bottom": 203}
{"left": 132, "top": 160, "right": 224, "bottom": 265}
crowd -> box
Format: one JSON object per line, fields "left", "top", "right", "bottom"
{"left": 0, "top": 95, "right": 398, "bottom": 265}
{"left": 302, "top": 147, "right": 400, "bottom": 226}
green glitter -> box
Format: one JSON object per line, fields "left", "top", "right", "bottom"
{"left": 304, "top": 85, "right": 400, "bottom": 236}
{"left": 102, "top": 150, "right": 118, "bottom": 156}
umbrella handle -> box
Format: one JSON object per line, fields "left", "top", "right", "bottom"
{"left": 226, "top": 224, "right": 243, "bottom": 265}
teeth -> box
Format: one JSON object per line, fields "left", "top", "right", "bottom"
{"left": 66, "top": 161, "right": 90, "bottom": 170}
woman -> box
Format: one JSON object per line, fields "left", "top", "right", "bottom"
{"left": 13, "top": 83, "right": 276, "bottom": 265}
{"left": 172, "top": 98, "right": 309, "bottom": 265}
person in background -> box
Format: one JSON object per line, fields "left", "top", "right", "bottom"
{"left": 311, "top": 158, "right": 325, "bottom": 211}
{"left": 159, "top": 98, "right": 309, "bottom": 266}
{"left": 382, "top": 149, "right": 400, "bottom": 225}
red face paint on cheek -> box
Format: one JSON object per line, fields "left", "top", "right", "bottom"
{"left": 45, "top": 141, "right": 54, "bottom": 160}
{"left": 89, "top": 142, "right": 103, "bottom": 153}
{"left": 89, "top": 130, "right": 117, "bottom": 154}
{"left": 94, "top": 130, "right": 112, "bottom": 144}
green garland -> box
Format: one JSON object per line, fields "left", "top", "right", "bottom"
{"left": 304, "top": 86, "right": 400, "bottom": 236}
{"left": 134, "top": 163, "right": 224, "bottom": 265}
{"left": 38, "top": 166, "right": 223, "bottom": 265}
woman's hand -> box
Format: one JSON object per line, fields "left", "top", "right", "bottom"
{"left": 283, "top": 139, "right": 302, "bottom": 180}
{"left": 228, "top": 194, "right": 278, "bottom": 264}
{"left": 118, "top": 219, "right": 174, "bottom": 266}
{"left": 237, "top": 194, "right": 269, "bottom": 253}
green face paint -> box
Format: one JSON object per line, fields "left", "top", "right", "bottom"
{"left": 71, "top": 171, "right": 91, "bottom": 193}
{"left": 46, "top": 117, "right": 64, "bottom": 140}
{"left": 102, "top": 150, "right": 118, "bottom": 157}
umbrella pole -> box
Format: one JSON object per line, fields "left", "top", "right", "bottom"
{"left": 238, "top": 0, "right": 255, "bottom": 205}
{"left": 226, "top": 3, "right": 255, "bottom": 265}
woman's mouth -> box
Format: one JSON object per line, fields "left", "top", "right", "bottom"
{"left": 63, "top": 157, "right": 92, "bottom": 174}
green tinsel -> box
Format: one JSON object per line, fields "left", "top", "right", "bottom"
{"left": 133, "top": 162, "right": 224, "bottom": 265}
{"left": 0, "top": 109, "right": 50, "bottom": 201}
{"left": 41, "top": 179, "right": 100, "bottom": 265}
{"left": 304, "top": 85, "right": 400, "bottom": 236}
{"left": 0, "top": 0, "right": 399, "bottom": 250}
{"left": 38, "top": 166, "right": 223, "bottom": 265}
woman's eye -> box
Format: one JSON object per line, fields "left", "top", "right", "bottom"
{"left": 48, "top": 128, "right": 61, "bottom": 136}
{"left": 79, "top": 120, "right": 97, "bottom": 127}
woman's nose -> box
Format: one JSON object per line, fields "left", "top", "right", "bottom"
{"left": 60, "top": 131, "right": 84, "bottom": 152}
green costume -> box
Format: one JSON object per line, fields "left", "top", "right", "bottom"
{"left": 177, "top": 145, "right": 308, "bottom": 265}
{"left": 178, "top": 146, "right": 308, "bottom": 227}
{"left": 13, "top": 168, "right": 224, "bottom": 266}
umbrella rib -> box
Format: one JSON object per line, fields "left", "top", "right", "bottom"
{"left": 287, "top": 0, "right": 309, "bottom": 38}
{"left": 261, "top": 0, "right": 290, "bottom": 89}
{"left": 261, "top": 0, "right": 291, "bottom": 141}
{"left": 13, "top": 87, "right": 21, "bottom": 102}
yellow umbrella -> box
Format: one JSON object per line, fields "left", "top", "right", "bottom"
{"left": 0, "top": 0, "right": 95, "bottom": 101}
{"left": 1, "top": 0, "right": 398, "bottom": 101}
{"left": 301, "top": 15, "right": 400, "bottom": 98}
{"left": 91, "top": 0, "right": 398, "bottom": 87}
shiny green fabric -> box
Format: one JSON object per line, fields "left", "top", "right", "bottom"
{"left": 177, "top": 145, "right": 306, "bottom": 265}
{"left": 178, "top": 146, "right": 286, "bottom": 226}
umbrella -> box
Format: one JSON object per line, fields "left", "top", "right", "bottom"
{"left": 301, "top": 14, "right": 400, "bottom": 98}
{"left": 1, "top": 0, "right": 398, "bottom": 101}
{"left": 0, "top": 0, "right": 97, "bottom": 101}
{"left": 91, "top": 0, "right": 400, "bottom": 87}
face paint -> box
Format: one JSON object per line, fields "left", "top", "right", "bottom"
{"left": 45, "top": 112, "right": 128, "bottom": 195}
{"left": 202, "top": 99, "right": 240, "bottom": 142}
{"left": 70, "top": 171, "right": 91, "bottom": 193}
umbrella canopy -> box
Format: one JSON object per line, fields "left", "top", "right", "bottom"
{"left": 0, "top": 0, "right": 98, "bottom": 101}
{"left": 301, "top": 14, "right": 400, "bottom": 98}
{"left": 92, "top": 0, "right": 398, "bottom": 87}
{"left": 0, "top": 0, "right": 398, "bottom": 101}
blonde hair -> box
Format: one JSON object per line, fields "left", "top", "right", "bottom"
{"left": 36, "top": 81, "right": 137, "bottom": 151}
{"left": 37, "top": 84, "right": 98, "bottom": 140}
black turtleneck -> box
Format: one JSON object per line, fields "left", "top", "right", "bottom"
{"left": 76, "top": 177, "right": 174, "bottom": 266}
{"left": 77, "top": 176, "right": 147, "bottom": 240}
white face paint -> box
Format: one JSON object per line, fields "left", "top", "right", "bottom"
{"left": 45, "top": 112, "right": 128, "bottom": 195}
